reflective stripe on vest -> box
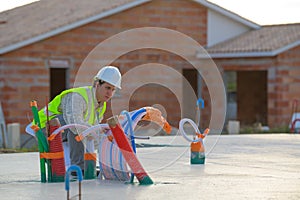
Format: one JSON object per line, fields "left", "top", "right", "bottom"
{"left": 37, "top": 86, "right": 106, "bottom": 128}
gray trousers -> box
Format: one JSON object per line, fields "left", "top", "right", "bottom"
{"left": 47, "top": 115, "right": 85, "bottom": 170}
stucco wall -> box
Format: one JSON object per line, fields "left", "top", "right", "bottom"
{"left": 207, "top": 9, "right": 251, "bottom": 47}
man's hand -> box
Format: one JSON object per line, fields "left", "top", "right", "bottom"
{"left": 101, "top": 127, "right": 111, "bottom": 134}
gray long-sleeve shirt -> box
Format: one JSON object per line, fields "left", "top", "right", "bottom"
{"left": 59, "top": 87, "right": 104, "bottom": 135}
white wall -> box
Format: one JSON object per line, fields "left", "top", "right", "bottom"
{"left": 207, "top": 9, "right": 252, "bottom": 47}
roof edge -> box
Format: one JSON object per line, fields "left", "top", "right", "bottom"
{"left": 198, "top": 51, "right": 276, "bottom": 58}
{"left": 0, "top": 0, "right": 151, "bottom": 55}
{"left": 194, "top": 0, "right": 260, "bottom": 29}
{"left": 198, "top": 40, "right": 300, "bottom": 58}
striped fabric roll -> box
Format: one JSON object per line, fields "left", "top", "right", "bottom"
{"left": 98, "top": 108, "right": 147, "bottom": 181}
{"left": 98, "top": 136, "right": 130, "bottom": 181}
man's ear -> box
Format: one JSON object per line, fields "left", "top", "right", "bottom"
{"left": 94, "top": 81, "right": 100, "bottom": 88}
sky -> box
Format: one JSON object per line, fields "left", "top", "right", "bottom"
{"left": 0, "top": 0, "right": 39, "bottom": 12}
{"left": 0, "top": 0, "right": 300, "bottom": 25}
{"left": 208, "top": 0, "right": 300, "bottom": 25}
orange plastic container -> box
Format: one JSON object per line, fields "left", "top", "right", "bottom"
{"left": 190, "top": 134, "right": 205, "bottom": 164}
{"left": 190, "top": 129, "right": 209, "bottom": 164}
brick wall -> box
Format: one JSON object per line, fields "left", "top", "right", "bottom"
{"left": 211, "top": 57, "right": 274, "bottom": 127}
{"left": 212, "top": 48, "right": 300, "bottom": 129}
{"left": 0, "top": 0, "right": 207, "bottom": 132}
{"left": 271, "top": 45, "right": 300, "bottom": 127}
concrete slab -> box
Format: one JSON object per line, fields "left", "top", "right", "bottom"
{"left": 0, "top": 134, "right": 300, "bottom": 199}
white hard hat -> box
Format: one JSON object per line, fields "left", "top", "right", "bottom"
{"left": 94, "top": 66, "right": 122, "bottom": 89}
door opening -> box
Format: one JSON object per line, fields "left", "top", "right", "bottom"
{"left": 50, "top": 68, "right": 67, "bottom": 100}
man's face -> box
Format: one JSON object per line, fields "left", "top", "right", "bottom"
{"left": 96, "top": 82, "right": 116, "bottom": 103}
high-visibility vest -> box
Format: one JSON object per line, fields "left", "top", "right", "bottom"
{"left": 37, "top": 86, "right": 106, "bottom": 128}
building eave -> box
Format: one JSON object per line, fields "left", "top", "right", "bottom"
{"left": 198, "top": 40, "right": 300, "bottom": 58}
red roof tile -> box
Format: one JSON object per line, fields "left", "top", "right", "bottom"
{"left": 206, "top": 23, "right": 300, "bottom": 56}
{"left": 0, "top": 0, "right": 143, "bottom": 53}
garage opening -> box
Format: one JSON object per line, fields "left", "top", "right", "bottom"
{"left": 182, "top": 69, "right": 198, "bottom": 120}
{"left": 237, "top": 71, "right": 267, "bottom": 125}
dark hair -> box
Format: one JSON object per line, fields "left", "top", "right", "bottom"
{"left": 99, "top": 80, "right": 105, "bottom": 85}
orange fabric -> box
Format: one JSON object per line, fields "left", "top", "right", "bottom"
{"left": 196, "top": 133, "right": 205, "bottom": 139}
{"left": 84, "top": 153, "right": 97, "bottom": 161}
{"left": 191, "top": 142, "right": 203, "bottom": 152}
{"left": 143, "top": 107, "right": 172, "bottom": 134}
{"left": 107, "top": 135, "right": 114, "bottom": 142}
{"left": 191, "top": 128, "right": 210, "bottom": 152}
{"left": 48, "top": 134, "right": 58, "bottom": 141}
{"left": 163, "top": 122, "right": 172, "bottom": 134}
{"left": 40, "top": 151, "right": 64, "bottom": 159}
{"left": 30, "top": 124, "right": 40, "bottom": 132}
{"left": 143, "top": 108, "right": 163, "bottom": 127}
{"left": 75, "top": 135, "right": 84, "bottom": 142}
{"left": 196, "top": 128, "right": 210, "bottom": 139}
{"left": 30, "top": 101, "right": 37, "bottom": 107}
{"left": 203, "top": 128, "right": 210, "bottom": 135}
